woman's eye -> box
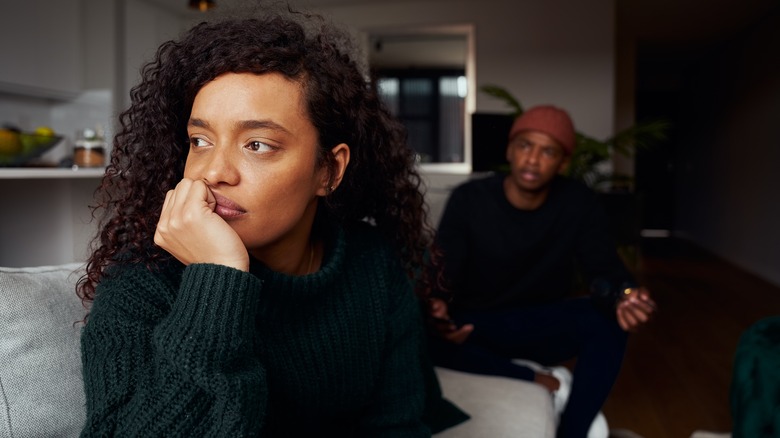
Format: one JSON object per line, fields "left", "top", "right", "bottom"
{"left": 189, "top": 137, "right": 209, "bottom": 148}
{"left": 246, "top": 140, "right": 274, "bottom": 152}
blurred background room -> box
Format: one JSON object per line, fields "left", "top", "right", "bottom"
{"left": 1, "top": 0, "right": 778, "bottom": 436}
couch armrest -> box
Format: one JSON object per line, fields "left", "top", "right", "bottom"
{"left": 434, "top": 367, "right": 556, "bottom": 437}
{"left": 0, "top": 263, "right": 87, "bottom": 438}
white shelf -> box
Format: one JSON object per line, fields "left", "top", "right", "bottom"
{"left": 0, "top": 167, "right": 105, "bottom": 179}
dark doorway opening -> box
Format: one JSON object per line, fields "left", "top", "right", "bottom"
{"left": 634, "top": 48, "right": 691, "bottom": 233}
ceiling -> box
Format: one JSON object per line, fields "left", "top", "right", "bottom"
{"left": 151, "top": 0, "right": 777, "bottom": 50}
{"left": 619, "top": 0, "right": 777, "bottom": 51}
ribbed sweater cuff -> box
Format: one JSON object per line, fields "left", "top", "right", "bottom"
{"left": 161, "top": 264, "right": 262, "bottom": 356}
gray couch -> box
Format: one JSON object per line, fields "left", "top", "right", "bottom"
{"left": 0, "top": 263, "right": 555, "bottom": 437}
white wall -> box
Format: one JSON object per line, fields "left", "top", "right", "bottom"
{"left": 317, "top": 0, "right": 615, "bottom": 140}
{"left": 121, "top": 0, "right": 191, "bottom": 111}
{"left": 0, "top": 94, "right": 53, "bottom": 133}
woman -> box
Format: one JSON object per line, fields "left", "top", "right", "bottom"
{"left": 77, "top": 10, "right": 461, "bottom": 436}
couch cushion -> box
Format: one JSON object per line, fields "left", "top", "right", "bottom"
{"left": 434, "top": 367, "right": 556, "bottom": 437}
{"left": 0, "top": 263, "right": 555, "bottom": 438}
{"left": 0, "top": 264, "right": 87, "bottom": 438}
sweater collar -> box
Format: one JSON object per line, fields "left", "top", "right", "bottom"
{"left": 249, "top": 223, "right": 346, "bottom": 319}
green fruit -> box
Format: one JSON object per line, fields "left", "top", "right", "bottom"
{"left": 21, "top": 134, "right": 39, "bottom": 154}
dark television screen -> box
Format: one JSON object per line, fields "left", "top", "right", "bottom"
{"left": 471, "top": 112, "right": 515, "bottom": 172}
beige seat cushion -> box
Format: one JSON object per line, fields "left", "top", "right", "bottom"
{"left": 434, "top": 367, "right": 556, "bottom": 438}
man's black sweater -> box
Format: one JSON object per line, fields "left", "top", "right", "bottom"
{"left": 436, "top": 174, "right": 634, "bottom": 312}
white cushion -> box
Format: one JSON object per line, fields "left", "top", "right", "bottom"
{"left": 0, "top": 264, "right": 87, "bottom": 438}
{"left": 434, "top": 367, "right": 556, "bottom": 437}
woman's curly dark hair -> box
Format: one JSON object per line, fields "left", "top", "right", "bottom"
{"left": 77, "top": 9, "right": 443, "bottom": 306}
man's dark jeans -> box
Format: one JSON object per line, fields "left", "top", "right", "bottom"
{"left": 429, "top": 297, "right": 628, "bottom": 438}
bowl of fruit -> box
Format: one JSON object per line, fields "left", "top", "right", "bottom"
{"left": 0, "top": 125, "right": 63, "bottom": 167}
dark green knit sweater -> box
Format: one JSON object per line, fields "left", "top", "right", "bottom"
{"left": 80, "top": 223, "right": 436, "bottom": 437}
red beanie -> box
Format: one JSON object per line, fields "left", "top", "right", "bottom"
{"left": 508, "top": 105, "right": 576, "bottom": 155}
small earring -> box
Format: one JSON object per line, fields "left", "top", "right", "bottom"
{"left": 326, "top": 186, "right": 335, "bottom": 194}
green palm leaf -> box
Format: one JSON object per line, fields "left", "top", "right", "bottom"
{"left": 479, "top": 85, "right": 524, "bottom": 115}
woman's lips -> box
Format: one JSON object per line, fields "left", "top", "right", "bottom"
{"left": 212, "top": 193, "right": 246, "bottom": 219}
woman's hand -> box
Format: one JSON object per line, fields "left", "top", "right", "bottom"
{"left": 154, "top": 178, "right": 249, "bottom": 271}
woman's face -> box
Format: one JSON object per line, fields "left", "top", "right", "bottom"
{"left": 184, "top": 72, "right": 329, "bottom": 263}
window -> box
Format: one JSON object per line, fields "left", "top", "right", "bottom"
{"left": 376, "top": 70, "right": 466, "bottom": 163}
{"left": 368, "top": 25, "right": 475, "bottom": 171}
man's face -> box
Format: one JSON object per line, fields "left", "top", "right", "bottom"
{"left": 505, "top": 130, "right": 570, "bottom": 194}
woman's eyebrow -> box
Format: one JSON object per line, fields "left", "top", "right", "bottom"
{"left": 235, "top": 119, "right": 291, "bottom": 135}
{"left": 188, "top": 117, "right": 211, "bottom": 129}
{"left": 187, "top": 118, "right": 292, "bottom": 136}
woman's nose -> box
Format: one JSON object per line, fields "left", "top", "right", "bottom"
{"left": 202, "top": 146, "right": 240, "bottom": 186}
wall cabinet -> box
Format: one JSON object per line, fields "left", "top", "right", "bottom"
{"left": 0, "top": 1, "right": 83, "bottom": 100}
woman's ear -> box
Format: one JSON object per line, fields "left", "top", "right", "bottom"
{"left": 318, "top": 143, "right": 350, "bottom": 196}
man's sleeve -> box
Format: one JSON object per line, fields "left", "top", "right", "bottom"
{"left": 574, "top": 194, "right": 637, "bottom": 311}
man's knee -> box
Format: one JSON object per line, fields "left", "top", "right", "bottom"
{"left": 577, "top": 299, "right": 628, "bottom": 347}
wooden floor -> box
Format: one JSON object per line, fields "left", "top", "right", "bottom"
{"left": 602, "top": 238, "right": 780, "bottom": 438}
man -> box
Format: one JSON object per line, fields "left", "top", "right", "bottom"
{"left": 428, "top": 105, "right": 656, "bottom": 438}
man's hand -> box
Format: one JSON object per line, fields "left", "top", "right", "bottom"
{"left": 154, "top": 178, "right": 249, "bottom": 271}
{"left": 428, "top": 298, "right": 474, "bottom": 344}
{"left": 616, "top": 287, "right": 656, "bottom": 332}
